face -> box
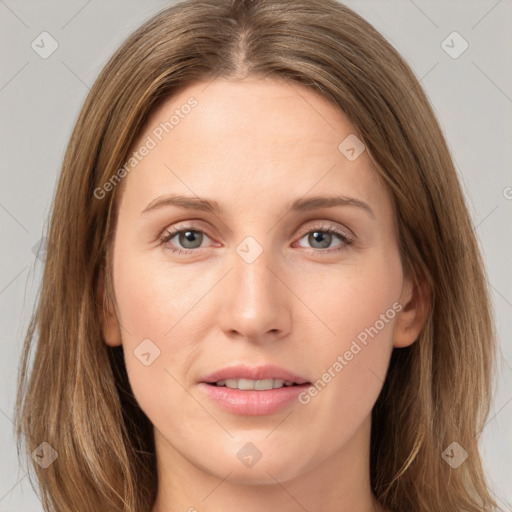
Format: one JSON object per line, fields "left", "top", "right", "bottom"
{"left": 102, "top": 76, "right": 424, "bottom": 485}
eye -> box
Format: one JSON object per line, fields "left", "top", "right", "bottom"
{"left": 158, "top": 221, "right": 354, "bottom": 255}
{"left": 159, "top": 224, "right": 213, "bottom": 254}
{"left": 294, "top": 222, "right": 353, "bottom": 254}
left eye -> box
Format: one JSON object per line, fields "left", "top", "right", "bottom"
{"left": 159, "top": 224, "right": 353, "bottom": 255}
{"left": 295, "top": 226, "right": 352, "bottom": 251}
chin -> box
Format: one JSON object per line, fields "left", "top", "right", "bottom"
{"left": 199, "top": 446, "right": 309, "bottom": 485}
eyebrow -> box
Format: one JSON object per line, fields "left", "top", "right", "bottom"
{"left": 141, "top": 193, "right": 375, "bottom": 219}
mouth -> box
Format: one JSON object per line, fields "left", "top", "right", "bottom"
{"left": 200, "top": 364, "right": 310, "bottom": 389}
{"left": 198, "top": 364, "right": 312, "bottom": 415}
{"left": 206, "top": 378, "right": 310, "bottom": 391}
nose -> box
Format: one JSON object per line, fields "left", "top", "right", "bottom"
{"left": 217, "top": 240, "right": 292, "bottom": 344}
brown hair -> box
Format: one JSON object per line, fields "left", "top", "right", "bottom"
{"left": 15, "top": 0, "right": 500, "bottom": 511}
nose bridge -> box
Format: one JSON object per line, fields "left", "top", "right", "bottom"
{"left": 233, "top": 233, "right": 277, "bottom": 307}
{"left": 219, "top": 233, "right": 288, "bottom": 340}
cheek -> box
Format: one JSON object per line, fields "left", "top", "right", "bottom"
{"left": 112, "top": 258, "right": 198, "bottom": 434}
{"left": 300, "top": 242, "right": 402, "bottom": 347}
{"left": 113, "top": 246, "right": 200, "bottom": 339}
{"left": 295, "top": 246, "right": 402, "bottom": 425}
{"left": 111, "top": 243, "right": 217, "bottom": 409}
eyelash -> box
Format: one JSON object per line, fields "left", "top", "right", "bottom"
{"left": 158, "top": 222, "right": 354, "bottom": 256}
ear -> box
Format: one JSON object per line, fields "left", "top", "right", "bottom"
{"left": 393, "top": 273, "right": 431, "bottom": 348}
{"left": 97, "top": 269, "right": 122, "bottom": 347}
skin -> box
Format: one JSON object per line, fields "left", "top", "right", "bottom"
{"left": 100, "top": 76, "right": 429, "bottom": 512}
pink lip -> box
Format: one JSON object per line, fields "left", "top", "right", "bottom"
{"left": 198, "top": 364, "right": 311, "bottom": 416}
{"left": 198, "top": 383, "right": 310, "bottom": 415}
{"left": 200, "top": 364, "right": 309, "bottom": 385}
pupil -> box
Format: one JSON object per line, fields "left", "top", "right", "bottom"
{"left": 310, "top": 231, "right": 331, "bottom": 249}
{"left": 181, "top": 230, "right": 201, "bottom": 248}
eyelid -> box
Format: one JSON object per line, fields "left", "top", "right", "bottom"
{"left": 159, "top": 219, "right": 355, "bottom": 255}
{"left": 158, "top": 220, "right": 217, "bottom": 245}
{"left": 160, "top": 219, "right": 353, "bottom": 243}
{"left": 162, "top": 219, "right": 214, "bottom": 237}
{"left": 295, "top": 220, "right": 354, "bottom": 242}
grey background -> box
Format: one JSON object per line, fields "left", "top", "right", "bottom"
{"left": 1, "top": 1, "right": 511, "bottom": 510}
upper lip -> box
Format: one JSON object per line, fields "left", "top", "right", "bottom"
{"left": 201, "top": 364, "right": 310, "bottom": 385}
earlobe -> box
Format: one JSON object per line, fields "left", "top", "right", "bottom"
{"left": 97, "top": 270, "right": 123, "bottom": 347}
{"left": 393, "top": 274, "right": 431, "bottom": 348}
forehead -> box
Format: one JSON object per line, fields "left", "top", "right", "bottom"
{"left": 117, "top": 77, "right": 387, "bottom": 218}
{"left": 145, "top": 77, "right": 353, "bottom": 151}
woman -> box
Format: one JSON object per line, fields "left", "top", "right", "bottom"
{"left": 15, "top": 0, "right": 501, "bottom": 511}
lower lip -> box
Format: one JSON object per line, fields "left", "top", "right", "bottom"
{"left": 198, "top": 382, "right": 310, "bottom": 416}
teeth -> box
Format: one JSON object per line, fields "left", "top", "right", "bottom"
{"left": 214, "top": 378, "right": 294, "bottom": 390}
